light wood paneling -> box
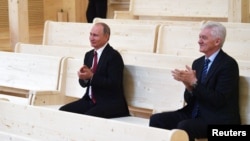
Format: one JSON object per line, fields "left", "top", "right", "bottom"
{"left": 0, "top": 0, "right": 9, "bottom": 28}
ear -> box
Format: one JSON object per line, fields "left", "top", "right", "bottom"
{"left": 215, "top": 38, "right": 221, "bottom": 46}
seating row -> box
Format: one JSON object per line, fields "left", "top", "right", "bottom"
{"left": 1, "top": 50, "right": 250, "bottom": 141}
{"left": 14, "top": 43, "right": 250, "bottom": 76}
{"left": 156, "top": 23, "right": 250, "bottom": 61}
{"left": 1, "top": 51, "right": 250, "bottom": 125}
{"left": 32, "top": 58, "right": 185, "bottom": 118}
{"left": 42, "top": 20, "right": 159, "bottom": 53}
{"left": 114, "top": 0, "right": 250, "bottom": 22}
{"left": 0, "top": 51, "right": 185, "bottom": 117}
{"left": 94, "top": 18, "right": 250, "bottom": 61}
{"left": 0, "top": 100, "right": 188, "bottom": 141}
{"left": 0, "top": 51, "right": 189, "bottom": 140}
{"left": 2, "top": 18, "right": 250, "bottom": 140}
{"left": 42, "top": 19, "right": 250, "bottom": 61}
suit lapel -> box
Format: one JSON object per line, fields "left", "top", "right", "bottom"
{"left": 205, "top": 50, "right": 225, "bottom": 83}
{"left": 94, "top": 44, "right": 110, "bottom": 73}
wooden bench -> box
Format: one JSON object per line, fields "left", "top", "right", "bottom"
{"left": 42, "top": 20, "right": 93, "bottom": 47}
{"left": 120, "top": 51, "right": 193, "bottom": 70}
{"left": 30, "top": 57, "right": 185, "bottom": 119}
{"left": 114, "top": 0, "right": 250, "bottom": 22}
{"left": 156, "top": 22, "right": 250, "bottom": 61}
{"left": 14, "top": 42, "right": 92, "bottom": 58}
{"left": 14, "top": 41, "right": 250, "bottom": 76}
{"left": 0, "top": 54, "right": 249, "bottom": 141}
{"left": 2, "top": 57, "right": 249, "bottom": 141}
{"left": 0, "top": 100, "right": 188, "bottom": 141}
{"left": 43, "top": 20, "right": 159, "bottom": 53}
{"left": 0, "top": 51, "right": 63, "bottom": 105}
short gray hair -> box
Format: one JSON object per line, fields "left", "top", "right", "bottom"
{"left": 94, "top": 22, "right": 110, "bottom": 36}
{"left": 201, "top": 21, "right": 226, "bottom": 47}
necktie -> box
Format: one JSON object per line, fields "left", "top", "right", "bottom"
{"left": 201, "top": 59, "right": 210, "bottom": 83}
{"left": 91, "top": 51, "right": 98, "bottom": 103}
{"left": 192, "top": 59, "right": 210, "bottom": 118}
{"left": 92, "top": 51, "right": 98, "bottom": 73}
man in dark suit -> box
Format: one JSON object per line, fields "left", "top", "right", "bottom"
{"left": 59, "top": 22, "right": 130, "bottom": 118}
{"left": 149, "top": 21, "right": 241, "bottom": 141}
{"left": 86, "top": 0, "right": 108, "bottom": 23}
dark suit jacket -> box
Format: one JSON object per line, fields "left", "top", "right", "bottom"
{"left": 79, "top": 44, "right": 129, "bottom": 117}
{"left": 181, "top": 50, "right": 241, "bottom": 124}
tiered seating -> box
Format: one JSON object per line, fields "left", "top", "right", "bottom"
{"left": 2, "top": 8, "right": 250, "bottom": 140}
{"left": 27, "top": 57, "right": 250, "bottom": 127}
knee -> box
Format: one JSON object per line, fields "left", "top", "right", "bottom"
{"left": 149, "top": 114, "right": 160, "bottom": 127}
{"left": 177, "top": 120, "right": 192, "bottom": 130}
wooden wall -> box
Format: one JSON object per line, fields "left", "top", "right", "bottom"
{"left": 0, "top": 0, "right": 10, "bottom": 51}
{"left": 0, "top": 0, "right": 129, "bottom": 52}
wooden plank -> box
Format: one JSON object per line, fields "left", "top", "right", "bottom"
{"left": 156, "top": 22, "right": 250, "bottom": 61}
{"left": 0, "top": 51, "right": 62, "bottom": 104}
{"left": 42, "top": 20, "right": 158, "bottom": 53}
{"left": 121, "top": 51, "right": 193, "bottom": 69}
{"left": 0, "top": 100, "right": 189, "bottom": 141}
{"left": 15, "top": 42, "right": 92, "bottom": 59}
{"left": 0, "top": 131, "right": 33, "bottom": 141}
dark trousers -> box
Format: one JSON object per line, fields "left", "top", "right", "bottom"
{"left": 59, "top": 97, "right": 130, "bottom": 118}
{"left": 149, "top": 111, "right": 208, "bottom": 141}
{"left": 86, "top": 0, "right": 108, "bottom": 23}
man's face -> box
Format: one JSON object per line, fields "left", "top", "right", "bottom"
{"left": 89, "top": 24, "right": 109, "bottom": 49}
{"left": 198, "top": 28, "right": 220, "bottom": 56}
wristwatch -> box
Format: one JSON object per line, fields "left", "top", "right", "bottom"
{"left": 192, "top": 81, "right": 198, "bottom": 89}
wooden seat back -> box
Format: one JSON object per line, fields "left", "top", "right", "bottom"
{"left": 156, "top": 22, "right": 250, "bottom": 61}
{"left": 30, "top": 57, "right": 85, "bottom": 106}
{"left": 42, "top": 20, "right": 158, "bottom": 53}
{"left": 120, "top": 51, "right": 193, "bottom": 70}
{"left": 0, "top": 51, "right": 62, "bottom": 104}
{"left": 42, "top": 20, "right": 93, "bottom": 47}
{"left": 15, "top": 42, "right": 92, "bottom": 58}
{"left": 123, "top": 64, "right": 185, "bottom": 115}
{"left": 108, "top": 23, "right": 159, "bottom": 52}
{"left": 58, "top": 58, "right": 86, "bottom": 98}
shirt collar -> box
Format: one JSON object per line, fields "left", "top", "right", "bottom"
{"left": 206, "top": 49, "right": 220, "bottom": 63}
{"left": 94, "top": 42, "right": 108, "bottom": 59}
